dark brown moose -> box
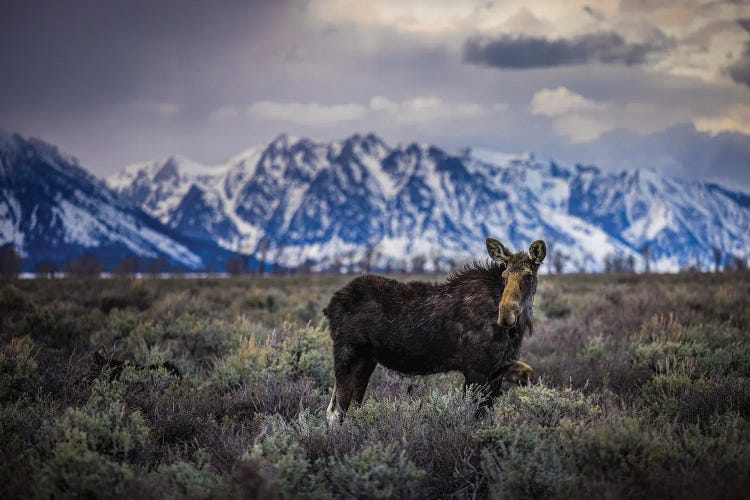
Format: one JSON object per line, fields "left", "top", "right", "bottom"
{"left": 324, "top": 237, "right": 546, "bottom": 424}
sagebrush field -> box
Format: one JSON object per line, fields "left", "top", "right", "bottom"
{"left": 1, "top": 271, "right": 749, "bottom": 499}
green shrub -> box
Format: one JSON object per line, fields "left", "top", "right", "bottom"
{"left": 248, "top": 414, "right": 326, "bottom": 499}
{"left": 0, "top": 395, "right": 42, "bottom": 454}
{"left": 642, "top": 373, "right": 750, "bottom": 424}
{"left": 231, "top": 456, "right": 278, "bottom": 499}
{"left": 209, "top": 336, "right": 269, "bottom": 392}
{"left": 329, "top": 444, "right": 425, "bottom": 499}
{"left": 0, "top": 337, "right": 40, "bottom": 402}
{"left": 0, "top": 395, "right": 58, "bottom": 497}
{"left": 52, "top": 402, "right": 150, "bottom": 462}
{"left": 0, "top": 284, "right": 31, "bottom": 317}
{"left": 632, "top": 316, "right": 750, "bottom": 379}
{"left": 481, "top": 424, "right": 573, "bottom": 499}
{"left": 537, "top": 288, "right": 571, "bottom": 319}
{"left": 640, "top": 372, "right": 695, "bottom": 421}
{"left": 581, "top": 335, "right": 607, "bottom": 363}
{"left": 269, "top": 323, "right": 333, "bottom": 388}
{"left": 22, "top": 302, "right": 103, "bottom": 350}
{"left": 1, "top": 272, "right": 749, "bottom": 499}
{"left": 122, "top": 449, "right": 229, "bottom": 499}
{"left": 38, "top": 438, "right": 136, "bottom": 498}
{"left": 163, "top": 314, "right": 233, "bottom": 360}
{"left": 488, "top": 383, "right": 602, "bottom": 428}
{"left": 38, "top": 391, "right": 151, "bottom": 497}
{"left": 560, "top": 416, "right": 677, "bottom": 495}
{"left": 226, "top": 374, "right": 326, "bottom": 421}
{"left": 96, "top": 280, "right": 152, "bottom": 312}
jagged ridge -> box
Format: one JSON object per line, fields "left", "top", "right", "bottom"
{"left": 108, "top": 133, "right": 750, "bottom": 272}
{"left": 0, "top": 131, "right": 239, "bottom": 271}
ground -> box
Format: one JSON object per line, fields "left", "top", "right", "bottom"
{"left": 1, "top": 272, "right": 749, "bottom": 498}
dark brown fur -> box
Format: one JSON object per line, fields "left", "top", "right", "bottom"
{"left": 324, "top": 239, "right": 545, "bottom": 423}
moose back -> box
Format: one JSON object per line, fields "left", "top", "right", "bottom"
{"left": 324, "top": 238, "right": 546, "bottom": 424}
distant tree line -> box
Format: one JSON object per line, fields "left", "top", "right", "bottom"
{"left": 224, "top": 241, "right": 460, "bottom": 277}
{"left": 0, "top": 245, "right": 177, "bottom": 280}
{"left": 1, "top": 241, "right": 749, "bottom": 279}
{"left": 709, "top": 246, "right": 748, "bottom": 272}
{"left": 0, "top": 244, "right": 22, "bottom": 280}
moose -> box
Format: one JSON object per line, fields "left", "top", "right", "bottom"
{"left": 324, "top": 238, "right": 546, "bottom": 424}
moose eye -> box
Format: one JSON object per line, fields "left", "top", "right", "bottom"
{"left": 524, "top": 273, "right": 533, "bottom": 282}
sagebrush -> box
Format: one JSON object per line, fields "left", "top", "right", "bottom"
{"left": 1, "top": 272, "right": 749, "bottom": 498}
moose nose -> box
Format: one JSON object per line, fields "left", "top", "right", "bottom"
{"left": 499, "top": 309, "right": 518, "bottom": 328}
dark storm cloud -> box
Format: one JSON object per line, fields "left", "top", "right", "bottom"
{"left": 0, "top": 0, "right": 293, "bottom": 115}
{"left": 727, "top": 20, "right": 750, "bottom": 87}
{"left": 462, "top": 31, "right": 670, "bottom": 69}
{"left": 0, "top": 0, "right": 747, "bottom": 193}
{"left": 728, "top": 49, "right": 750, "bottom": 87}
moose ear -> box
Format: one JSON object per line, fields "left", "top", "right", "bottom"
{"left": 486, "top": 238, "right": 513, "bottom": 262}
{"left": 529, "top": 240, "right": 547, "bottom": 264}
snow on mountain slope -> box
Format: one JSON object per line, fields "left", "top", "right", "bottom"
{"left": 107, "top": 155, "right": 229, "bottom": 224}
{"left": 0, "top": 132, "right": 206, "bottom": 270}
{"left": 109, "top": 132, "right": 750, "bottom": 272}
{"left": 567, "top": 167, "right": 750, "bottom": 268}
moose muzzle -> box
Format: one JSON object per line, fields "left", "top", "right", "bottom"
{"left": 498, "top": 305, "right": 520, "bottom": 328}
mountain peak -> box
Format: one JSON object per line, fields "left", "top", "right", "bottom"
{"left": 102, "top": 132, "right": 750, "bottom": 272}
{"left": 0, "top": 132, "right": 211, "bottom": 270}
{"left": 0, "top": 129, "right": 20, "bottom": 150}
{"left": 575, "top": 163, "right": 601, "bottom": 175}
{"left": 268, "top": 133, "right": 301, "bottom": 150}
{"left": 154, "top": 157, "right": 180, "bottom": 182}
{"left": 270, "top": 133, "right": 288, "bottom": 145}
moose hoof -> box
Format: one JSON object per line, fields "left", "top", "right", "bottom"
{"left": 326, "top": 408, "right": 342, "bottom": 427}
{"left": 503, "top": 361, "right": 535, "bottom": 386}
{"left": 326, "top": 392, "right": 344, "bottom": 427}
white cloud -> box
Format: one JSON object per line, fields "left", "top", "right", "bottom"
{"left": 153, "top": 102, "right": 180, "bottom": 116}
{"left": 695, "top": 104, "right": 750, "bottom": 136}
{"left": 308, "top": 0, "right": 477, "bottom": 36}
{"left": 370, "top": 95, "right": 507, "bottom": 122}
{"left": 210, "top": 105, "right": 241, "bottom": 120}
{"left": 311, "top": 0, "right": 750, "bottom": 85}
{"left": 553, "top": 114, "right": 616, "bottom": 143}
{"left": 531, "top": 87, "right": 613, "bottom": 142}
{"left": 247, "top": 101, "right": 368, "bottom": 125}
{"left": 127, "top": 100, "right": 180, "bottom": 116}
{"left": 245, "top": 96, "right": 507, "bottom": 126}
{"left": 531, "top": 87, "right": 607, "bottom": 116}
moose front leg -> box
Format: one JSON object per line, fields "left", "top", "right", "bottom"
{"left": 327, "top": 352, "right": 376, "bottom": 426}
{"left": 484, "top": 361, "right": 535, "bottom": 400}
{"left": 502, "top": 360, "right": 535, "bottom": 386}
{"left": 463, "top": 363, "right": 514, "bottom": 412}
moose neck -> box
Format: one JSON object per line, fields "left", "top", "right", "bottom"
{"left": 515, "top": 299, "right": 534, "bottom": 337}
{"left": 444, "top": 260, "right": 506, "bottom": 292}
{"left": 444, "top": 260, "right": 535, "bottom": 337}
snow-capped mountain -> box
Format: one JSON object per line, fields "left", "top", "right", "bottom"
{"left": 108, "top": 133, "right": 750, "bottom": 272}
{"left": 0, "top": 131, "right": 238, "bottom": 271}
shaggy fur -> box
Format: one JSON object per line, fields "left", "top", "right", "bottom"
{"left": 324, "top": 239, "right": 545, "bottom": 423}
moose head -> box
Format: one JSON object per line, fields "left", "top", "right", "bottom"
{"left": 486, "top": 238, "right": 546, "bottom": 328}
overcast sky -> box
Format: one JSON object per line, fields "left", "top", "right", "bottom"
{"left": 1, "top": 0, "right": 749, "bottom": 189}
